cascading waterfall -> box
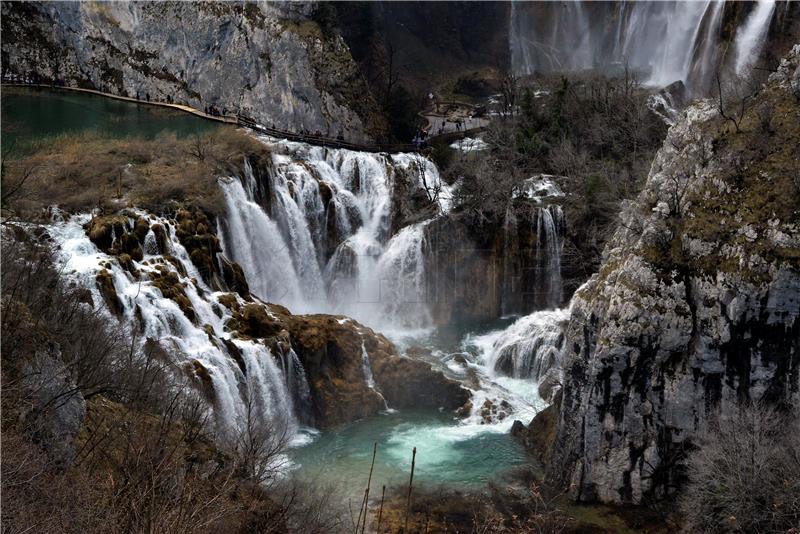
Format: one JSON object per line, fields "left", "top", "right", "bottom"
{"left": 360, "top": 341, "right": 377, "bottom": 389}
{"left": 218, "top": 176, "right": 306, "bottom": 308}
{"left": 360, "top": 341, "right": 391, "bottom": 410}
{"left": 535, "top": 205, "right": 564, "bottom": 310}
{"left": 50, "top": 213, "right": 305, "bottom": 440}
{"left": 501, "top": 185, "right": 565, "bottom": 315}
{"left": 510, "top": 0, "right": 777, "bottom": 92}
{"left": 476, "top": 308, "right": 569, "bottom": 380}
{"left": 734, "top": 0, "right": 777, "bottom": 76}
{"left": 283, "top": 348, "right": 313, "bottom": 424}
{"left": 218, "top": 137, "right": 447, "bottom": 331}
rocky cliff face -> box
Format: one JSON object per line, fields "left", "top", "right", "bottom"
{"left": 547, "top": 45, "right": 800, "bottom": 504}
{"left": 0, "top": 1, "right": 383, "bottom": 141}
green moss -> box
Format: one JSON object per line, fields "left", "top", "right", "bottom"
{"left": 150, "top": 266, "right": 195, "bottom": 322}
{"left": 95, "top": 269, "right": 123, "bottom": 315}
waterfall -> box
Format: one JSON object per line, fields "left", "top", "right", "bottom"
{"left": 474, "top": 308, "right": 569, "bottom": 381}
{"left": 373, "top": 221, "right": 431, "bottom": 329}
{"left": 218, "top": 176, "right": 307, "bottom": 310}
{"left": 510, "top": 1, "right": 775, "bottom": 92}
{"left": 360, "top": 341, "right": 377, "bottom": 388}
{"left": 535, "top": 205, "right": 564, "bottom": 310}
{"left": 734, "top": 0, "right": 776, "bottom": 76}
{"left": 50, "top": 214, "right": 303, "bottom": 439}
{"left": 220, "top": 138, "right": 446, "bottom": 331}
{"left": 360, "top": 341, "right": 390, "bottom": 410}
{"left": 501, "top": 195, "right": 565, "bottom": 315}
{"left": 284, "top": 348, "right": 313, "bottom": 423}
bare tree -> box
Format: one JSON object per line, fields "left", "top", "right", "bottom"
{"left": 679, "top": 402, "right": 800, "bottom": 533}
{"left": 715, "top": 69, "right": 757, "bottom": 134}
{"left": 501, "top": 74, "right": 519, "bottom": 116}
{"left": 227, "top": 380, "right": 291, "bottom": 488}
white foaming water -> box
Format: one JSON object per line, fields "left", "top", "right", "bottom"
{"left": 219, "top": 137, "right": 449, "bottom": 332}
{"left": 360, "top": 341, "right": 392, "bottom": 411}
{"left": 360, "top": 341, "right": 377, "bottom": 389}
{"left": 734, "top": 0, "right": 776, "bottom": 76}
{"left": 510, "top": 1, "right": 771, "bottom": 92}
{"left": 467, "top": 308, "right": 569, "bottom": 380}
{"left": 49, "top": 213, "right": 305, "bottom": 440}
{"left": 536, "top": 205, "right": 564, "bottom": 309}
{"left": 501, "top": 202, "right": 564, "bottom": 315}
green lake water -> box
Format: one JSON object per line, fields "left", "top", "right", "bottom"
{"left": 1, "top": 86, "right": 223, "bottom": 152}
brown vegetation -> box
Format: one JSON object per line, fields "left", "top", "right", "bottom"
{"left": 0, "top": 229, "right": 343, "bottom": 533}
{"left": 0, "top": 128, "right": 269, "bottom": 220}
{"left": 679, "top": 403, "right": 800, "bottom": 533}
{"left": 447, "top": 71, "right": 668, "bottom": 297}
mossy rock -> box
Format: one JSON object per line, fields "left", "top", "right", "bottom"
{"left": 162, "top": 255, "right": 188, "bottom": 277}
{"left": 117, "top": 253, "right": 138, "bottom": 275}
{"left": 151, "top": 223, "right": 169, "bottom": 254}
{"left": 150, "top": 267, "right": 196, "bottom": 322}
{"left": 224, "top": 317, "right": 240, "bottom": 332}
{"left": 96, "top": 269, "right": 123, "bottom": 315}
{"left": 318, "top": 180, "right": 333, "bottom": 205}
{"left": 188, "top": 359, "right": 214, "bottom": 401}
{"left": 189, "top": 248, "right": 215, "bottom": 280}
{"left": 217, "top": 292, "right": 241, "bottom": 312}
{"left": 222, "top": 339, "right": 247, "bottom": 375}
{"left": 133, "top": 217, "right": 150, "bottom": 243}
{"left": 116, "top": 232, "right": 144, "bottom": 262}
{"left": 238, "top": 303, "right": 284, "bottom": 338}
{"left": 219, "top": 255, "right": 250, "bottom": 297}
{"left": 86, "top": 215, "right": 128, "bottom": 251}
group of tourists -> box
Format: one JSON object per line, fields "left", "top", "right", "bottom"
{"left": 204, "top": 104, "right": 227, "bottom": 117}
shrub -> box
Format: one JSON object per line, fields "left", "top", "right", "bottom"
{"left": 679, "top": 402, "right": 800, "bottom": 533}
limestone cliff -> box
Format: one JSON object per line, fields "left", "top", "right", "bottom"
{"left": 547, "top": 45, "right": 800, "bottom": 504}
{"left": 0, "top": 1, "right": 383, "bottom": 141}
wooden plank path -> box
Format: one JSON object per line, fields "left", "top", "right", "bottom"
{"left": 2, "top": 82, "right": 486, "bottom": 153}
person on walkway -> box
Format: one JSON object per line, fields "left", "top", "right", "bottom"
{"left": 146, "top": 92, "right": 150, "bottom": 102}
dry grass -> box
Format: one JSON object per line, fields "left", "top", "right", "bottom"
{"left": 1, "top": 128, "right": 270, "bottom": 220}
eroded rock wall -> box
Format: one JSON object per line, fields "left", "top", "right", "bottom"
{"left": 0, "top": 1, "right": 383, "bottom": 141}
{"left": 547, "top": 45, "right": 800, "bottom": 504}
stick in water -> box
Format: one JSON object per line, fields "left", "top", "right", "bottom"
{"left": 376, "top": 484, "right": 386, "bottom": 533}
{"left": 356, "top": 442, "right": 378, "bottom": 534}
{"left": 404, "top": 447, "right": 417, "bottom": 533}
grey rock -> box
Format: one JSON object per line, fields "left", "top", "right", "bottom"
{"left": 548, "top": 46, "right": 800, "bottom": 504}
{"left": 1, "top": 1, "right": 376, "bottom": 142}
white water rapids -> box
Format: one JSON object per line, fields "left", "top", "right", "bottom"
{"left": 46, "top": 134, "right": 569, "bottom": 489}
{"left": 217, "top": 138, "right": 444, "bottom": 332}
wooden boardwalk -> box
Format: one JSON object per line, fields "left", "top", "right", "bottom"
{"left": 3, "top": 83, "right": 486, "bottom": 153}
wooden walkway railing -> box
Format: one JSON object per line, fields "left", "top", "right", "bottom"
{"left": 236, "top": 116, "right": 419, "bottom": 153}
{"left": 3, "top": 82, "right": 486, "bottom": 154}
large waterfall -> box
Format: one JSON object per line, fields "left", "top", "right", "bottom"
{"left": 734, "top": 0, "right": 777, "bottom": 75}
{"left": 218, "top": 138, "right": 445, "bottom": 331}
{"left": 45, "top": 130, "right": 572, "bottom": 480}
{"left": 50, "top": 214, "right": 305, "bottom": 440}
{"left": 510, "top": 0, "right": 777, "bottom": 92}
